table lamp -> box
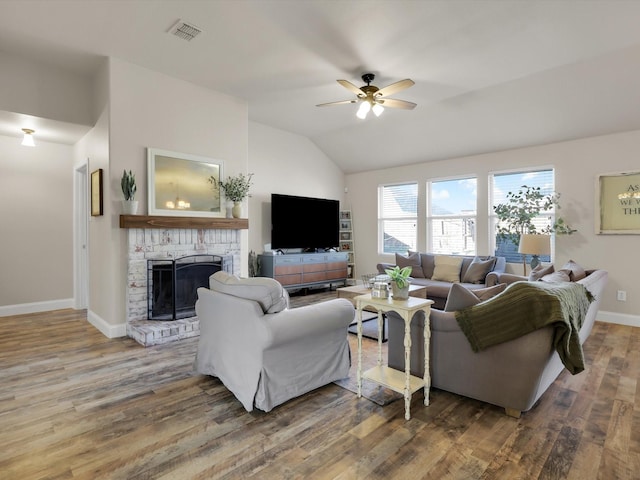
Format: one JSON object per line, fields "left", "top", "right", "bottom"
{"left": 518, "top": 234, "right": 551, "bottom": 275}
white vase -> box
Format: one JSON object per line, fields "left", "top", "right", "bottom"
{"left": 122, "top": 200, "right": 138, "bottom": 215}
{"left": 232, "top": 201, "right": 242, "bottom": 218}
{"left": 225, "top": 201, "right": 234, "bottom": 219}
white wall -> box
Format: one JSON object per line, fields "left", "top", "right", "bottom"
{"left": 0, "top": 135, "right": 74, "bottom": 311}
{"left": 346, "top": 129, "right": 640, "bottom": 320}
{"left": 247, "top": 122, "right": 346, "bottom": 254}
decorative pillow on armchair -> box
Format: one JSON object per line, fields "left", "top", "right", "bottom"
{"left": 461, "top": 257, "right": 496, "bottom": 284}
{"left": 432, "top": 255, "right": 464, "bottom": 283}
{"left": 395, "top": 252, "right": 425, "bottom": 278}
{"left": 561, "top": 259, "right": 586, "bottom": 281}
{"left": 209, "top": 271, "right": 289, "bottom": 313}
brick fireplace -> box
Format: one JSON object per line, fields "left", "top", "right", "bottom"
{"left": 122, "top": 216, "right": 246, "bottom": 346}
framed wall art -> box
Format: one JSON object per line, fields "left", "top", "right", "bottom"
{"left": 147, "top": 148, "right": 223, "bottom": 217}
{"left": 90, "top": 168, "right": 103, "bottom": 216}
{"left": 596, "top": 170, "right": 640, "bottom": 234}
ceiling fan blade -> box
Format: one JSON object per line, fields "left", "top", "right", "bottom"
{"left": 337, "top": 79, "right": 366, "bottom": 96}
{"left": 379, "top": 98, "right": 417, "bottom": 110}
{"left": 316, "top": 99, "right": 358, "bottom": 107}
{"left": 375, "top": 79, "right": 415, "bottom": 98}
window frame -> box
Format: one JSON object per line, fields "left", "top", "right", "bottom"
{"left": 377, "top": 182, "right": 418, "bottom": 255}
{"left": 426, "top": 175, "right": 478, "bottom": 255}
{"left": 489, "top": 167, "right": 556, "bottom": 262}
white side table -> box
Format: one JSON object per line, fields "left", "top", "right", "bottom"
{"left": 355, "top": 293, "right": 434, "bottom": 420}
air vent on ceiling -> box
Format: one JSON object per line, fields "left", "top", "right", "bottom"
{"left": 168, "top": 19, "right": 202, "bottom": 42}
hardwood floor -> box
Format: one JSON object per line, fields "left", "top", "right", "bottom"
{"left": 1, "top": 301, "right": 639, "bottom": 479}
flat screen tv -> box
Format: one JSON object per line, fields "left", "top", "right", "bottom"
{"left": 271, "top": 194, "right": 339, "bottom": 251}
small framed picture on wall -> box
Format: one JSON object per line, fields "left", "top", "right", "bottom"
{"left": 91, "top": 169, "right": 103, "bottom": 216}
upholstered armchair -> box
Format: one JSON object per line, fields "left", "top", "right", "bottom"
{"left": 195, "top": 271, "right": 354, "bottom": 412}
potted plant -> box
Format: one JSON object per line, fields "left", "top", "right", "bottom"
{"left": 384, "top": 265, "right": 413, "bottom": 300}
{"left": 209, "top": 173, "right": 253, "bottom": 218}
{"left": 121, "top": 169, "right": 138, "bottom": 215}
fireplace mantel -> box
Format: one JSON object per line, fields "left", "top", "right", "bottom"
{"left": 119, "top": 215, "right": 248, "bottom": 230}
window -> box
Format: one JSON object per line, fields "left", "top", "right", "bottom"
{"left": 378, "top": 183, "right": 418, "bottom": 254}
{"left": 427, "top": 177, "right": 477, "bottom": 255}
{"left": 490, "top": 169, "right": 555, "bottom": 263}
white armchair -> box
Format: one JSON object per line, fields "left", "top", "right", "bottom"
{"left": 195, "top": 272, "right": 354, "bottom": 412}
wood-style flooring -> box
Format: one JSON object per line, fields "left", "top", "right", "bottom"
{"left": 1, "top": 293, "right": 639, "bottom": 479}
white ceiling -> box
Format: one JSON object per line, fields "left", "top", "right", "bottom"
{"left": 2, "top": 0, "right": 640, "bottom": 173}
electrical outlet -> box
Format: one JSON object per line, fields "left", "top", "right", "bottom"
{"left": 617, "top": 290, "right": 627, "bottom": 301}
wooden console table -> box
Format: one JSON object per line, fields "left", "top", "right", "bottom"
{"left": 355, "top": 293, "right": 434, "bottom": 420}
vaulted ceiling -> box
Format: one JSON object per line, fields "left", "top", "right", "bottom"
{"left": 2, "top": 1, "right": 640, "bottom": 173}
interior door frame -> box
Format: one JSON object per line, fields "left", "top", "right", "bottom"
{"left": 74, "top": 162, "right": 89, "bottom": 309}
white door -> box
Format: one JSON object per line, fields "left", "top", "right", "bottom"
{"left": 74, "top": 163, "right": 89, "bottom": 309}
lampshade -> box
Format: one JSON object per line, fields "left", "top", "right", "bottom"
{"left": 21, "top": 128, "right": 35, "bottom": 147}
{"left": 372, "top": 103, "right": 384, "bottom": 117}
{"left": 518, "top": 234, "right": 551, "bottom": 255}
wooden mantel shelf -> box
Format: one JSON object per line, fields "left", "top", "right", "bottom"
{"left": 119, "top": 215, "right": 248, "bottom": 230}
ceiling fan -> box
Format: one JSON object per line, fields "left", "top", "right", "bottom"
{"left": 317, "top": 73, "right": 416, "bottom": 119}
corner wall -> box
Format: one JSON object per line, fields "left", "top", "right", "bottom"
{"left": 88, "top": 58, "right": 249, "bottom": 333}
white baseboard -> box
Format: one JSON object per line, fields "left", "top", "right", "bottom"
{"left": 598, "top": 310, "right": 640, "bottom": 328}
{"left": 0, "top": 298, "right": 74, "bottom": 317}
{"left": 87, "top": 309, "right": 127, "bottom": 338}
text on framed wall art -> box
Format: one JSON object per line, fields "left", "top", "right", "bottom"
{"left": 596, "top": 171, "right": 640, "bottom": 234}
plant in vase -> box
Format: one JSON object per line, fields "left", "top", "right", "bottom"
{"left": 384, "top": 265, "right": 412, "bottom": 300}
{"left": 121, "top": 169, "right": 138, "bottom": 214}
{"left": 208, "top": 173, "right": 253, "bottom": 218}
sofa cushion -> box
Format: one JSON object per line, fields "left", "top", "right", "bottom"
{"left": 562, "top": 260, "right": 586, "bottom": 282}
{"left": 462, "top": 257, "right": 497, "bottom": 284}
{"left": 432, "top": 255, "right": 464, "bottom": 283}
{"left": 396, "top": 252, "right": 425, "bottom": 278}
{"left": 443, "top": 283, "right": 507, "bottom": 311}
{"left": 529, "top": 264, "right": 554, "bottom": 281}
{"left": 209, "top": 271, "right": 289, "bottom": 314}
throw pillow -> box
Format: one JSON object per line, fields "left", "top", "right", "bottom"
{"left": 444, "top": 283, "right": 507, "bottom": 311}
{"left": 529, "top": 264, "right": 554, "bottom": 281}
{"left": 561, "top": 259, "right": 586, "bottom": 282}
{"left": 444, "top": 283, "right": 481, "bottom": 311}
{"left": 432, "top": 255, "right": 464, "bottom": 283}
{"left": 395, "top": 252, "right": 425, "bottom": 278}
{"left": 540, "top": 269, "right": 571, "bottom": 283}
{"left": 472, "top": 282, "right": 508, "bottom": 301}
{"left": 461, "top": 257, "right": 496, "bottom": 284}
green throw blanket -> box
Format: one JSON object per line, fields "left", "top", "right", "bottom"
{"left": 455, "top": 281, "right": 594, "bottom": 374}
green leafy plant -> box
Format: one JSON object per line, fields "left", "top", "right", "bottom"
{"left": 121, "top": 170, "right": 137, "bottom": 201}
{"left": 384, "top": 265, "right": 413, "bottom": 289}
{"left": 494, "top": 185, "right": 576, "bottom": 248}
{"left": 209, "top": 173, "right": 254, "bottom": 203}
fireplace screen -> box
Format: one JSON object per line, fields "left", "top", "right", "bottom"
{"left": 148, "top": 255, "right": 230, "bottom": 320}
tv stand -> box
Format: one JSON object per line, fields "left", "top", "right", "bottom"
{"left": 258, "top": 252, "right": 348, "bottom": 289}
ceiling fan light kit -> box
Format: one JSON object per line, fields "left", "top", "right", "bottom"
{"left": 317, "top": 73, "right": 416, "bottom": 120}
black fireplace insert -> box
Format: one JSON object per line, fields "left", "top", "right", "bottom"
{"left": 147, "top": 254, "right": 231, "bottom": 321}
